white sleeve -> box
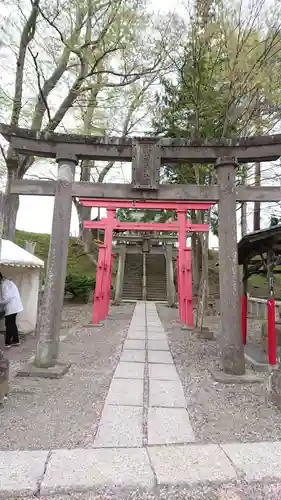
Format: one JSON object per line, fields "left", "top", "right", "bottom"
{"left": 0, "top": 281, "right": 12, "bottom": 304}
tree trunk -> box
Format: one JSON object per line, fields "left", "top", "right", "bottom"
{"left": 253, "top": 161, "right": 261, "bottom": 231}
{"left": 192, "top": 234, "right": 202, "bottom": 296}
{"left": 4, "top": 165, "right": 21, "bottom": 241}
{"left": 195, "top": 230, "right": 209, "bottom": 330}
{"left": 241, "top": 203, "right": 247, "bottom": 236}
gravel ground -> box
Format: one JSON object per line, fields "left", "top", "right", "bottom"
{"left": 14, "top": 481, "right": 281, "bottom": 499}
{"left": 0, "top": 302, "right": 134, "bottom": 450}
{"left": 157, "top": 304, "right": 281, "bottom": 444}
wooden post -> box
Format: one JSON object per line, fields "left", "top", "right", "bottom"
{"left": 241, "top": 264, "right": 248, "bottom": 345}
{"left": 165, "top": 243, "right": 176, "bottom": 307}
{"left": 177, "top": 209, "right": 187, "bottom": 326}
{"left": 216, "top": 157, "right": 245, "bottom": 375}
{"left": 114, "top": 244, "right": 126, "bottom": 303}
{"left": 35, "top": 151, "right": 77, "bottom": 368}
{"left": 142, "top": 252, "right": 147, "bottom": 301}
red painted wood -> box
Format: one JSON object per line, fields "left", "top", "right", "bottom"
{"left": 177, "top": 210, "right": 187, "bottom": 326}
{"left": 267, "top": 298, "right": 277, "bottom": 365}
{"left": 101, "top": 209, "right": 115, "bottom": 320}
{"left": 80, "top": 198, "right": 215, "bottom": 210}
{"left": 184, "top": 248, "right": 193, "bottom": 328}
{"left": 92, "top": 245, "right": 106, "bottom": 324}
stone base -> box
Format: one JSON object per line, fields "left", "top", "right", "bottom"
{"left": 245, "top": 344, "right": 278, "bottom": 373}
{"left": 209, "top": 368, "right": 264, "bottom": 384}
{"left": 16, "top": 362, "right": 71, "bottom": 379}
{"left": 180, "top": 324, "right": 193, "bottom": 331}
{"left": 83, "top": 322, "right": 104, "bottom": 328}
{"left": 194, "top": 327, "right": 215, "bottom": 340}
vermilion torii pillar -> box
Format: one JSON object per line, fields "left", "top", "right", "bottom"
{"left": 80, "top": 198, "right": 214, "bottom": 326}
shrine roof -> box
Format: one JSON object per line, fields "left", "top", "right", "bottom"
{"left": 0, "top": 239, "right": 44, "bottom": 268}
{"left": 238, "top": 225, "right": 281, "bottom": 265}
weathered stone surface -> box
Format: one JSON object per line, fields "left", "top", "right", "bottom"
{"left": 271, "top": 371, "right": 281, "bottom": 408}
{"left": 148, "top": 340, "right": 169, "bottom": 351}
{"left": 149, "top": 363, "right": 179, "bottom": 381}
{"left": 106, "top": 378, "right": 143, "bottom": 406}
{"left": 148, "top": 444, "right": 237, "bottom": 485}
{"left": 209, "top": 368, "right": 264, "bottom": 384}
{"left": 123, "top": 339, "right": 145, "bottom": 350}
{"left": 114, "top": 362, "right": 144, "bottom": 379}
{"left": 94, "top": 405, "right": 143, "bottom": 447}
{"left": 16, "top": 362, "right": 71, "bottom": 379}
{"left": 148, "top": 350, "right": 173, "bottom": 364}
{"left": 216, "top": 161, "right": 245, "bottom": 375}
{"left": 149, "top": 379, "right": 186, "bottom": 408}
{"left": 41, "top": 448, "right": 155, "bottom": 494}
{"left": 222, "top": 442, "right": 281, "bottom": 480}
{"left": 120, "top": 350, "right": 145, "bottom": 363}
{"left": 148, "top": 407, "right": 195, "bottom": 445}
{"left": 0, "top": 450, "right": 48, "bottom": 497}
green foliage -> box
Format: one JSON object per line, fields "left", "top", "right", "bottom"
{"left": 152, "top": 0, "right": 281, "bottom": 236}
{"left": 116, "top": 208, "right": 176, "bottom": 223}
{"left": 14, "top": 230, "right": 96, "bottom": 278}
{"left": 65, "top": 274, "right": 95, "bottom": 302}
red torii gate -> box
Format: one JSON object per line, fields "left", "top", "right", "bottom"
{"left": 80, "top": 198, "right": 215, "bottom": 326}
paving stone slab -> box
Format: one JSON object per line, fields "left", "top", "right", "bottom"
{"left": 148, "top": 340, "right": 169, "bottom": 351}
{"left": 149, "top": 363, "right": 179, "bottom": 381}
{"left": 123, "top": 339, "right": 145, "bottom": 350}
{"left": 120, "top": 350, "right": 146, "bottom": 363}
{"left": 148, "top": 350, "right": 174, "bottom": 364}
{"left": 148, "top": 407, "right": 195, "bottom": 445}
{"left": 41, "top": 448, "right": 154, "bottom": 494}
{"left": 114, "top": 362, "right": 144, "bottom": 379}
{"left": 222, "top": 442, "right": 281, "bottom": 480}
{"left": 149, "top": 379, "right": 186, "bottom": 407}
{"left": 0, "top": 450, "right": 49, "bottom": 498}
{"left": 147, "top": 333, "right": 167, "bottom": 341}
{"left": 148, "top": 444, "right": 237, "bottom": 485}
{"left": 94, "top": 406, "right": 143, "bottom": 447}
{"left": 106, "top": 378, "right": 144, "bottom": 406}
{"left": 126, "top": 330, "right": 146, "bottom": 339}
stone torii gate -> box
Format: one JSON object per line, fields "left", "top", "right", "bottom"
{"left": 1, "top": 125, "right": 281, "bottom": 384}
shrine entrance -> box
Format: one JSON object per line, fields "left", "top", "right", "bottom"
{"left": 79, "top": 198, "right": 214, "bottom": 327}
{"left": 2, "top": 124, "right": 281, "bottom": 380}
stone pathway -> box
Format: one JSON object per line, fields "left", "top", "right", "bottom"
{"left": 94, "top": 301, "right": 195, "bottom": 447}
{"left": 3, "top": 302, "right": 281, "bottom": 498}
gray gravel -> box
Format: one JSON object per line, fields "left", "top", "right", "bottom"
{"left": 14, "top": 481, "right": 281, "bottom": 499}
{"left": 157, "top": 304, "right": 281, "bottom": 444}
{"left": 0, "top": 303, "right": 134, "bottom": 450}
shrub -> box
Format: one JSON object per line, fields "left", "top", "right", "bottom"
{"left": 65, "top": 274, "right": 95, "bottom": 303}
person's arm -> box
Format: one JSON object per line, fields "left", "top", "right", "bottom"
{"left": 0, "top": 281, "right": 11, "bottom": 304}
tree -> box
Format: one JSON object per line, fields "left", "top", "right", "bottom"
{"left": 153, "top": 0, "right": 281, "bottom": 322}
{"left": 0, "top": 0, "right": 181, "bottom": 240}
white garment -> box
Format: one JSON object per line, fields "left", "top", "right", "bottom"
{"left": 0, "top": 279, "right": 23, "bottom": 316}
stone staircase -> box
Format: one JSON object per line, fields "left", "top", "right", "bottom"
{"left": 122, "top": 253, "right": 143, "bottom": 300}
{"left": 146, "top": 253, "right": 166, "bottom": 301}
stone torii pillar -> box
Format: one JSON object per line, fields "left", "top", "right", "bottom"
{"left": 34, "top": 151, "right": 77, "bottom": 371}
{"left": 216, "top": 157, "right": 245, "bottom": 376}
